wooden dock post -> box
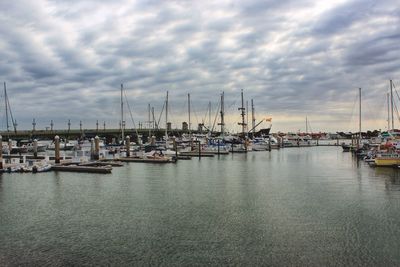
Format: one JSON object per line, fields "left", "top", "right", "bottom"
{"left": 198, "top": 141, "right": 201, "bottom": 158}
{"left": 173, "top": 137, "right": 178, "bottom": 159}
{"left": 33, "top": 139, "right": 38, "bottom": 158}
{"left": 0, "top": 135, "right": 3, "bottom": 169}
{"left": 90, "top": 138, "right": 95, "bottom": 160}
{"left": 8, "top": 139, "right": 12, "bottom": 156}
{"left": 94, "top": 136, "right": 100, "bottom": 160}
{"left": 55, "top": 135, "right": 60, "bottom": 164}
{"left": 268, "top": 135, "right": 272, "bottom": 151}
{"left": 217, "top": 139, "right": 220, "bottom": 155}
{"left": 125, "top": 135, "right": 130, "bottom": 157}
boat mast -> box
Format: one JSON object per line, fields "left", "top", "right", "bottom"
{"left": 246, "top": 100, "right": 249, "bottom": 137}
{"left": 219, "top": 91, "right": 225, "bottom": 138}
{"left": 251, "top": 99, "right": 255, "bottom": 136}
{"left": 359, "top": 87, "right": 362, "bottom": 146}
{"left": 188, "top": 93, "right": 191, "bottom": 138}
{"left": 238, "top": 89, "right": 246, "bottom": 137}
{"left": 390, "top": 80, "right": 394, "bottom": 131}
{"left": 387, "top": 92, "right": 390, "bottom": 131}
{"left": 120, "top": 84, "right": 124, "bottom": 141}
{"left": 208, "top": 101, "right": 211, "bottom": 135}
{"left": 165, "top": 91, "right": 168, "bottom": 144}
{"left": 148, "top": 103, "right": 151, "bottom": 137}
{"left": 306, "top": 116, "right": 308, "bottom": 134}
{"left": 4, "top": 82, "right": 9, "bottom": 133}
{"left": 3, "top": 82, "right": 17, "bottom": 134}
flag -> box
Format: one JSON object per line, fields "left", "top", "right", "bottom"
{"left": 265, "top": 117, "right": 272, "bottom": 122}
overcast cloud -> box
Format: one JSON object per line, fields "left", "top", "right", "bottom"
{"left": 0, "top": 0, "right": 399, "bottom": 132}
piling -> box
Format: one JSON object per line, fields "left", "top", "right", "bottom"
{"left": 125, "top": 135, "right": 130, "bottom": 157}
{"left": 8, "top": 139, "right": 12, "bottom": 155}
{"left": 94, "top": 136, "right": 100, "bottom": 160}
{"left": 268, "top": 135, "right": 272, "bottom": 151}
{"left": 55, "top": 135, "right": 60, "bottom": 164}
{"left": 198, "top": 141, "right": 201, "bottom": 158}
{"left": 90, "top": 138, "right": 95, "bottom": 160}
{"left": 33, "top": 139, "right": 38, "bottom": 158}
{"left": 173, "top": 137, "right": 178, "bottom": 159}
{"left": 0, "top": 135, "right": 3, "bottom": 169}
{"left": 217, "top": 139, "right": 220, "bottom": 155}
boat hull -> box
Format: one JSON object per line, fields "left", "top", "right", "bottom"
{"left": 374, "top": 158, "right": 400, "bottom": 166}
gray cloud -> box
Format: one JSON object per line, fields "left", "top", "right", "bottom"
{"left": 0, "top": 0, "right": 399, "bottom": 132}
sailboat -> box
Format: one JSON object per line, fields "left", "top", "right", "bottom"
{"left": 229, "top": 90, "right": 251, "bottom": 153}
{"left": 342, "top": 88, "right": 362, "bottom": 152}
{"left": 373, "top": 80, "right": 400, "bottom": 166}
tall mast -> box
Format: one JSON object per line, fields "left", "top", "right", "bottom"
{"left": 165, "top": 91, "right": 168, "bottom": 143}
{"left": 251, "top": 99, "right": 255, "bottom": 135}
{"left": 120, "top": 84, "right": 124, "bottom": 141}
{"left": 238, "top": 89, "right": 246, "bottom": 137}
{"left": 359, "top": 87, "right": 362, "bottom": 143}
{"left": 390, "top": 80, "right": 394, "bottom": 130}
{"left": 306, "top": 116, "right": 308, "bottom": 134}
{"left": 188, "top": 93, "right": 191, "bottom": 137}
{"left": 148, "top": 103, "right": 151, "bottom": 137}
{"left": 208, "top": 101, "right": 211, "bottom": 134}
{"left": 219, "top": 91, "right": 225, "bottom": 138}
{"left": 152, "top": 107, "right": 156, "bottom": 129}
{"left": 4, "top": 82, "right": 9, "bottom": 133}
{"left": 246, "top": 100, "right": 249, "bottom": 136}
{"left": 387, "top": 92, "right": 390, "bottom": 131}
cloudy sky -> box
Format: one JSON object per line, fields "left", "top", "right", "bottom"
{"left": 0, "top": 0, "right": 399, "bottom": 133}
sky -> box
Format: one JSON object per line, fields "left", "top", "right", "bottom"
{"left": 0, "top": 0, "right": 399, "bottom": 133}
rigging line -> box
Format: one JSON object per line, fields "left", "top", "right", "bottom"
{"left": 393, "top": 87, "right": 400, "bottom": 125}
{"left": 6, "top": 93, "right": 17, "bottom": 133}
{"left": 346, "top": 92, "right": 359, "bottom": 132}
{"left": 191, "top": 101, "right": 200, "bottom": 126}
{"left": 123, "top": 91, "right": 139, "bottom": 138}
{"left": 211, "top": 101, "right": 221, "bottom": 133}
{"left": 373, "top": 92, "right": 387, "bottom": 129}
{"left": 202, "top": 103, "right": 209, "bottom": 125}
{"left": 393, "top": 100, "right": 400, "bottom": 125}
{"left": 157, "top": 101, "right": 165, "bottom": 128}
{"left": 0, "top": 91, "right": 4, "bottom": 130}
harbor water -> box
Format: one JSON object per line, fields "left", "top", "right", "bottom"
{"left": 1, "top": 146, "right": 400, "bottom": 265}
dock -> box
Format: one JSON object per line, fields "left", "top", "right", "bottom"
{"left": 119, "top": 157, "right": 174, "bottom": 163}
{"left": 180, "top": 152, "right": 215, "bottom": 157}
{"left": 81, "top": 160, "right": 124, "bottom": 167}
{"left": 51, "top": 164, "right": 112, "bottom": 173}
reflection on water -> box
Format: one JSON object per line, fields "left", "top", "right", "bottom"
{"left": 0, "top": 147, "right": 400, "bottom": 266}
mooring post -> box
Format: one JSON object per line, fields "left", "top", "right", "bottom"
{"left": 269, "top": 135, "right": 272, "bottom": 151}
{"left": 0, "top": 135, "right": 3, "bottom": 170}
{"left": 8, "top": 139, "right": 12, "bottom": 156}
{"left": 217, "top": 139, "right": 220, "bottom": 155}
{"left": 94, "top": 136, "right": 100, "bottom": 160}
{"left": 198, "top": 141, "right": 201, "bottom": 158}
{"left": 55, "top": 135, "right": 60, "bottom": 164}
{"left": 174, "top": 137, "right": 178, "bottom": 159}
{"left": 90, "top": 138, "right": 95, "bottom": 160}
{"left": 33, "top": 139, "right": 38, "bottom": 158}
{"left": 125, "top": 135, "right": 130, "bottom": 157}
